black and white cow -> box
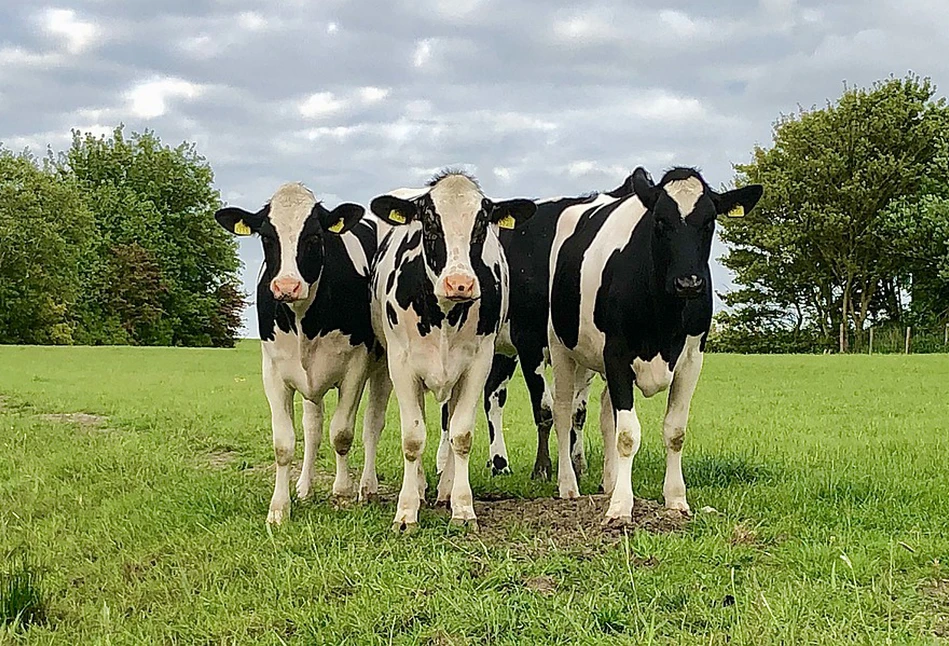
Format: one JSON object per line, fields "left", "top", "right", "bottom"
{"left": 214, "top": 183, "right": 390, "bottom": 524}
{"left": 369, "top": 170, "right": 535, "bottom": 531}
{"left": 480, "top": 176, "right": 639, "bottom": 479}
{"left": 546, "top": 167, "right": 762, "bottom": 525}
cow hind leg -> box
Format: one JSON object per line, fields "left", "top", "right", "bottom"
{"left": 328, "top": 366, "right": 369, "bottom": 501}
{"left": 570, "top": 369, "right": 594, "bottom": 479}
{"left": 436, "top": 398, "right": 455, "bottom": 506}
{"left": 549, "top": 341, "right": 580, "bottom": 499}
{"left": 359, "top": 361, "right": 391, "bottom": 502}
{"left": 436, "top": 402, "right": 451, "bottom": 475}
{"left": 518, "top": 343, "right": 553, "bottom": 481}
{"left": 296, "top": 398, "right": 323, "bottom": 500}
{"left": 598, "top": 386, "right": 617, "bottom": 496}
{"left": 662, "top": 336, "right": 704, "bottom": 513}
{"left": 483, "top": 353, "right": 517, "bottom": 476}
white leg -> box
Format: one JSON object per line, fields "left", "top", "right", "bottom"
{"left": 663, "top": 337, "right": 704, "bottom": 512}
{"left": 483, "top": 353, "right": 516, "bottom": 475}
{"left": 604, "top": 408, "right": 642, "bottom": 525}
{"left": 447, "top": 348, "right": 493, "bottom": 527}
{"left": 570, "top": 368, "right": 594, "bottom": 478}
{"left": 436, "top": 399, "right": 455, "bottom": 505}
{"left": 328, "top": 363, "right": 369, "bottom": 499}
{"left": 262, "top": 358, "right": 295, "bottom": 525}
{"left": 549, "top": 340, "right": 580, "bottom": 498}
{"left": 436, "top": 403, "right": 451, "bottom": 474}
{"left": 390, "top": 367, "right": 427, "bottom": 532}
{"left": 359, "top": 362, "right": 391, "bottom": 502}
{"left": 599, "top": 385, "right": 617, "bottom": 496}
{"left": 296, "top": 398, "right": 323, "bottom": 500}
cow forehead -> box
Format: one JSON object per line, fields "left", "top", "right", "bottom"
{"left": 662, "top": 177, "right": 705, "bottom": 218}
{"left": 269, "top": 182, "right": 316, "bottom": 236}
{"left": 429, "top": 175, "right": 483, "bottom": 223}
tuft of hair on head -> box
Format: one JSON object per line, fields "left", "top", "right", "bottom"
{"left": 658, "top": 166, "right": 708, "bottom": 189}
{"left": 428, "top": 167, "right": 481, "bottom": 189}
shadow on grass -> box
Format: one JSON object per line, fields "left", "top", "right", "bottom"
{"left": 1, "top": 551, "right": 46, "bottom": 630}
{"left": 685, "top": 453, "right": 774, "bottom": 488}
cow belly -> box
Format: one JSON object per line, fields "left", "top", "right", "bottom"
{"left": 396, "top": 335, "right": 492, "bottom": 402}
{"left": 633, "top": 354, "right": 673, "bottom": 398}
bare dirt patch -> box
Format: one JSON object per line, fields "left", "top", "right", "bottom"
{"left": 524, "top": 575, "right": 558, "bottom": 596}
{"left": 207, "top": 450, "right": 240, "bottom": 469}
{"left": 469, "top": 494, "right": 687, "bottom": 550}
{"left": 38, "top": 412, "right": 108, "bottom": 428}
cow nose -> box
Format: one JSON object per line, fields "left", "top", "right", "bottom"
{"left": 443, "top": 274, "right": 477, "bottom": 301}
{"left": 271, "top": 277, "right": 304, "bottom": 301}
{"left": 674, "top": 275, "right": 705, "bottom": 297}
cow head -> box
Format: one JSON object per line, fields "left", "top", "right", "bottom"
{"left": 632, "top": 167, "right": 762, "bottom": 299}
{"left": 370, "top": 171, "right": 535, "bottom": 304}
{"left": 214, "top": 183, "right": 364, "bottom": 304}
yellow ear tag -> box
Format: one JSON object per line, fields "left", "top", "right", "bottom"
{"left": 497, "top": 214, "right": 516, "bottom": 229}
{"left": 327, "top": 218, "right": 345, "bottom": 233}
{"left": 388, "top": 209, "right": 406, "bottom": 224}
{"left": 233, "top": 220, "right": 252, "bottom": 235}
{"left": 727, "top": 205, "right": 745, "bottom": 218}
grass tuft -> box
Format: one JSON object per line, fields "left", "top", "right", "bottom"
{"left": 0, "top": 551, "right": 46, "bottom": 630}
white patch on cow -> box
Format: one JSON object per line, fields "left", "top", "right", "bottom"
{"left": 269, "top": 183, "right": 317, "bottom": 292}
{"left": 633, "top": 354, "right": 673, "bottom": 398}
{"left": 428, "top": 174, "right": 482, "bottom": 296}
{"left": 341, "top": 230, "right": 369, "bottom": 277}
{"left": 605, "top": 408, "right": 641, "bottom": 522}
{"left": 664, "top": 177, "right": 704, "bottom": 219}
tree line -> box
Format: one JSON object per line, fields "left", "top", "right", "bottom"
{"left": 0, "top": 127, "right": 243, "bottom": 346}
{"left": 711, "top": 75, "right": 949, "bottom": 353}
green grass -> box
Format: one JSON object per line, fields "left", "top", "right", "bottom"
{"left": 1, "top": 343, "right": 948, "bottom": 644}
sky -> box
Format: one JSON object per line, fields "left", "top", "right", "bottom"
{"left": 2, "top": 0, "right": 947, "bottom": 337}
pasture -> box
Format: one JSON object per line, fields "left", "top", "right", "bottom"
{"left": 1, "top": 344, "right": 948, "bottom": 644}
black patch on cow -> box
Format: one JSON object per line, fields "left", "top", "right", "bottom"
{"left": 497, "top": 388, "right": 507, "bottom": 408}
{"left": 492, "top": 455, "right": 508, "bottom": 472}
{"left": 386, "top": 302, "right": 398, "bottom": 327}
{"left": 418, "top": 197, "right": 447, "bottom": 276}
{"left": 447, "top": 301, "right": 472, "bottom": 327}
{"left": 550, "top": 199, "right": 626, "bottom": 349}
{"left": 393, "top": 254, "right": 445, "bottom": 336}
{"left": 471, "top": 241, "right": 503, "bottom": 335}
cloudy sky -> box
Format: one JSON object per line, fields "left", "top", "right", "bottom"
{"left": 2, "top": 0, "right": 946, "bottom": 336}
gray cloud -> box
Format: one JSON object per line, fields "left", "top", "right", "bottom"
{"left": 2, "top": 0, "right": 946, "bottom": 336}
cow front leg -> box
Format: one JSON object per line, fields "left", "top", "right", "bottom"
{"left": 328, "top": 362, "right": 370, "bottom": 500}
{"left": 570, "top": 368, "right": 594, "bottom": 479}
{"left": 262, "top": 362, "right": 295, "bottom": 525}
{"left": 604, "top": 343, "right": 640, "bottom": 526}
{"left": 549, "top": 340, "right": 580, "bottom": 498}
{"left": 662, "top": 335, "right": 704, "bottom": 513}
{"left": 359, "top": 361, "right": 391, "bottom": 502}
{"left": 447, "top": 349, "right": 493, "bottom": 528}
{"left": 296, "top": 398, "right": 323, "bottom": 500}
{"left": 483, "top": 353, "right": 517, "bottom": 475}
{"left": 390, "top": 369, "right": 427, "bottom": 532}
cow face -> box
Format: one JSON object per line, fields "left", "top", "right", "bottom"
{"left": 633, "top": 167, "right": 762, "bottom": 299}
{"left": 214, "top": 183, "right": 364, "bottom": 303}
{"left": 370, "top": 173, "right": 535, "bottom": 304}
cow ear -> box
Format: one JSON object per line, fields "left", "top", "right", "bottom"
{"left": 712, "top": 185, "right": 763, "bottom": 218}
{"left": 631, "top": 167, "right": 659, "bottom": 210}
{"left": 318, "top": 202, "right": 365, "bottom": 235}
{"left": 215, "top": 206, "right": 263, "bottom": 236}
{"left": 486, "top": 198, "right": 536, "bottom": 229}
{"left": 370, "top": 195, "right": 417, "bottom": 226}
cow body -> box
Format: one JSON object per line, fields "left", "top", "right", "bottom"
{"left": 215, "top": 183, "right": 390, "bottom": 524}
{"left": 546, "top": 168, "right": 762, "bottom": 524}
{"left": 370, "top": 171, "right": 534, "bottom": 531}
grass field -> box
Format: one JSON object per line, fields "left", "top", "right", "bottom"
{"left": 1, "top": 343, "right": 948, "bottom": 644}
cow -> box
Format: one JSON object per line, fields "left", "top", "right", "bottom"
{"left": 214, "top": 182, "right": 391, "bottom": 524}
{"left": 545, "top": 167, "right": 762, "bottom": 525}
{"left": 478, "top": 175, "right": 640, "bottom": 480}
{"left": 369, "top": 170, "right": 535, "bottom": 531}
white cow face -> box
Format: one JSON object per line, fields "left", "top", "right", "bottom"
{"left": 370, "top": 172, "right": 534, "bottom": 303}
{"left": 214, "top": 183, "right": 364, "bottom": 303}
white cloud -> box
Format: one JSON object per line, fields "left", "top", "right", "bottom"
{"left": 624, "top": 90, "right": 707, "bottom": 122}
{"left": 237, "top": 11, "right": 267, "bottom": 31}
{"left": 413, "top": 39, "right": 435, "bottom": 67}
{"left": 326, "top": 21, "right": 339, "bottom": 34}
{"left": 42, "top": 8, "right": 99, "bottom": 54}
{"left": 493, "top": 166, "right": 513, "bottom": 183}
{"left": 359, "top": 87, "right": 390, "bottom": 103}
{"left": 127, "top": 78, "right": 205, "bottom": 119}
{"left": 552, "top": 10, "right": 617, "bottom": 43}
{"left": 298, "top": 92, "right": 346, "bottom": 118}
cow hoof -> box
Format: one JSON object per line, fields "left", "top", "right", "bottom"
{"left": 449, "top": 518, "right": 479, "bottom": 533}
{"left": 358, "top": 490, "right": 380, "bottom": 504}
{"left": 392, "top": 520, "right": 418, "bottom": 534}
{"left": 558, "top": 487, "right": 580, "bottom": 500}
{"left": 267, "top": 507, "right": 288, "bottom": 525}
{"left": 602, "top": 515, "right": 633, "bottom": 529}
{"left": 488, "top": 455, "right": 510, "bottom": 476}
{"left": 434, "top": 498, "right": 451, "bottom": 510}
{"left": 491, "top": 465, "right": 512, "bottom": 477}
{"left": 296, "top": 479, "right": 312, "bottom": 501}
{"left": 571, "top": 456, "right": 585, "bottom": 479}
{"left": 531, "top": 466, "right": 551, "bottom": 481}
{"left": 664, "top": 500, "right": 691, "bottom": 515}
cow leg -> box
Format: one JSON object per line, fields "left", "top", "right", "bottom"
{"left": 518, "top": 343, "right": 553, "bottom": 481}
{"left": 549, "top": 340, "right": 580, "bottom": 499}
{"left": 262, "top": 359, "right": 295, "bottom": 525}
{"left": 598, "top": 385, "right": 616, "bottom": 496}
{"left": 446, "top": 348, "right": 493, "bottom": 528}
{"left": 296, "top": 397, "right": 323, "bottom": 501}
{"left": 391, "top": 368, "right": 427, "bottom": 532}
{"left": 436, "top": 398, "right": 455, "bottom": 505}
{"left": 359, "top": 361, "right": 391, "bottom": 502}
{"left": 436, "top": 402, "right": 451, "bottom": 475}
{"left": 328, "top": 362, "right": 369, "bottom": 499}
{"left": 603, "top": 342, "right": 641, "bottom": 526}
{"left": 570, "top": 369, "right": 594, "bottom": 479}
{"left": 483, "top": 353, "right": 517, "bottom": 475}
{"left": 662, "top": 336, "right": 704, "bottom": 513}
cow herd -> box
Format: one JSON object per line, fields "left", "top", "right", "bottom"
{"left": 214, "top": 167, "right": 763, "bottom": 532}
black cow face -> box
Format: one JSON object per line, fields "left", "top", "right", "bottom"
{"left": 215, "top": 183, "right": 364, "bottom": 303}
{"left": 633, "top": 167, "right": 762, "bottom": 299}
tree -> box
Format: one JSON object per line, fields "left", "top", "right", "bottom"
{"left": 719, "top": 75, "right": 949, "bottom": 350}
{"left": 0, "top": 148, "right": 94, "bottom": 344}
{"left": 60, "top": 127, "right": 245, "bottom": 347}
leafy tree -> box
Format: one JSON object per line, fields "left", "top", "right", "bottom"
{"left": 0, "top": 148, "right": 94, "bottom": 344}
{"left": 61, "top": 127, "right": 244, "bottom": 347}
{"left": 719, "top": 75, "right": 949, "bottom": 350}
